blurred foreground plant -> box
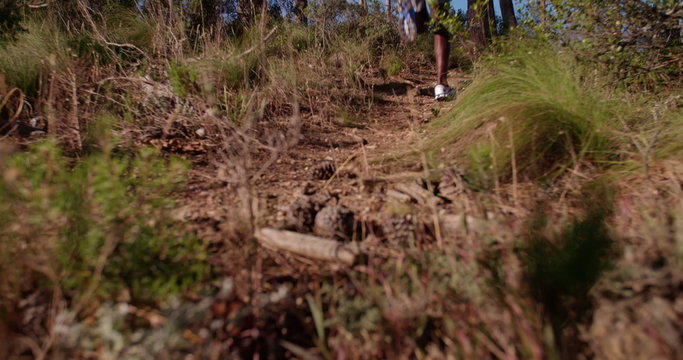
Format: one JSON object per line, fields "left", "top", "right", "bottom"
{"left": 0, "top": 135, "right": 207, "bottom": 309}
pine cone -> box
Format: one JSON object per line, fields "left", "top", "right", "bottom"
{"left": 313, "top": 205, "right": 355, "bottom": 240}
{"left": 383, "top": 215, "right": 415, "bottom": 245}
{"left": 309, "top": 160, "right": 336, "bottom": 180}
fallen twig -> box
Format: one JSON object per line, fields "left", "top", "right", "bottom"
{"left": 393, "top": 182, "right": 444, "bottom": 207}
{"left": 255, "top": 228, "right": 361, "bottom": 265}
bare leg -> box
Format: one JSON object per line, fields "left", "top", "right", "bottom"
{"left": 434, "top": 33, "right": 450, "bottom": 85}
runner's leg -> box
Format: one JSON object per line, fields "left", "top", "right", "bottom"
{"left": 430, "top": 0, "right": 451, "bottom": 86}
{"left": 435, "top": 32, "right": 450, "bottom": 86}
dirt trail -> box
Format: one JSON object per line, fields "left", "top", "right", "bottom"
{"left": 258, "top": 71, "right": 462, "bottom": 223}
{"left": 182, "top": 72, "right": 458, "bottom": 233}
{"left": 175, "top": 67, "right": 464, "bottom": 296}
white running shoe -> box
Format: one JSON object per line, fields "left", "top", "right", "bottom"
{"left": 434, "top": 84, "right": 454, "bottom": 100}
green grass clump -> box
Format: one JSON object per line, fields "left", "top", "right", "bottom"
{"left": 381, "top": 52, "right": 403, "bottom": 77}
{"left": 0, "top": 20, "right": 71, "bottom": 96}
{"left": 102, "top": 7, "right": 155, "bottom": 53}
{"left": 169, "top": 60, "right": 198, "bottom": 98}
{"left": 0, "top": 137, "right": 207, "bottom": 305}
{"left": 192, "top": 25, "right": 269, "bottom": 92}
{"left": 426, "top": 43, "right": 622, "bottom": 188}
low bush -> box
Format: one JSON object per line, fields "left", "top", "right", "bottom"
{"left": 0, "top": 20, "right": 71, "bottom": 97}
{"left": 425, "top": 42, "right": 624, "bottom": 188}
{"left": 520, "top": 0, "right": 682, "bottom": 89}
{"left": 0, "top": 135, "right": 207, "bottom": 308}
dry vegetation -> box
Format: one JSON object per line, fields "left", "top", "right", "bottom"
{"left": 0, "top": 0, "right": 681, "bottom": 359}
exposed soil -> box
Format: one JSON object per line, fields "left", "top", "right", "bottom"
{"left": 178, "top": 68, "right": 464, "bottom": 252}
{"left": 165, "top": 68, "right": 471, "bottom": 354}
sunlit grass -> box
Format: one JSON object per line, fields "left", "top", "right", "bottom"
{"left": 425, "top": 43, "right": 626, "bottom": 187}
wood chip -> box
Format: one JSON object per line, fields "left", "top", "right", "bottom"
{"left": 255, "top": 228, "right": 361, "bottom": 265}
{"left": 393, "top": 182, "right": 444, "bottom": 207}
{"left": 386, "top": 189, "right": 412, "bottom": 203}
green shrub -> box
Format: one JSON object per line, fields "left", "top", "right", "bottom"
{"left": 193, "top": 25, "right": 267, "bottom": 92}
{"left": 520, "top": 0, "right": 682, "bottom": 89}
{"left": 0, "top": 0, "right": 24, "bottom": 41}
{"left": 381, "top": 52, "right": 403, "bottom": 76}
{"left": 102, "top": 6, "right": 155, "bottom": 54}
{"left": 169, "top": 60, "right": 198, "bottom": 98}
{"left": 654, "top": 109, "right": 683, "bottom": 161}
{"left": 0, "top": 137, "right": 207, "bottom": 305}
{"left": 425, "top": 42, "right": 621, "bottom": 188}
{"left": 0, "top": 20, "right": 71, "bottom": 96}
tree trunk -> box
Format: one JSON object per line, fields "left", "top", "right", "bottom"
{"left": 359, "top": 0, "right": 368, "bottom": 13}
{"left": 468, "top": 0, "right": 491, "bottom": 47}
{"left": 499, "top": 0, "right": 517, "bottom": 31}
{"left": 487, "top": 0, "right": 497, "bottom": 36}
{"left": 385, "top": 0, "right": 391, "bottom": 20}
{"left": 294, "top": 0, "right": 307, "bottom": 24}
{"left": 238, "top": 0, "right": 266, "bottom": 24}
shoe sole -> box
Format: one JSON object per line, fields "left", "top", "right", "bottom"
{"left": 435, "top": 92, "right": 454, "bottom": 101}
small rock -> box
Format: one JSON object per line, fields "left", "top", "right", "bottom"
{"left": 284, "top": 193, "right": 330, "bottom": 232}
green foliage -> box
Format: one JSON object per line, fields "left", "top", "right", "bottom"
{"left": 0, "top": 0, "right": 24, "bottom": 41}
{"left": 426, "top": 42, "right": 621, "bottom": 188}
{"left": 0, "top": 20, "right": 71, "bottom": 96}
{"left": 653, "top": 107, "right": 683, "bottom": 160}
{"left": 427, "top": 1, "right": 467, "bottom": 39}
{"left": 518, "top": 200, "right": 614, "bottom": 353}
{"left": 169, "top": 60, "right": 198, "bottom": 98}
{"left": 0, "top": 136, "right": 207, "bottom": 304}
{"left": 67, "top": 32, "right": 113, "bottom": 64}
{"left": 192, "top": 24, "right": 272, "bottom": 93}
{"left": 102, "top": 6, "right": 155, "bottom": 54}
{"left": 520, "top": 0, "right": 682, "bottom": 89}
{"left": 281, "top": 24, "right": 317, "bottom": 53}
{"left": 338, "top": 108, "right": 362, "bottom": 127}
{"left": 521, "top": 210, "right": 613, "bottom": 303}
{"left": 317, "top": 245, "right": 490, "bottom": 356}
{"left": 381, "top": 52, "right": 403, "bottom": 76}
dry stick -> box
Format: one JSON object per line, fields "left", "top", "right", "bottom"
{"left": 255, "top": 228, "right": 360, "bottom": 265}
{"left": 71, "top": 235, "right": 119, "bottom": 315}
{"left": 0, "top": 87, "right": 25, "bottom": 137}
{"left": 250, "top": 102, "right": 302, "bottom": 181}
{"left": 475, "top": 329, "right": 510, "bottom": 360}
{"left": 487, "top": 128, "right": 500, "bottom": 196}
{"left": 76, "top": 0, "right": 148, "bottom": 61}
{"left": 35, "top": 286, "right": 64, "bottom": 360}
{"left": 506, "top": 118, "right": 518, "bottom": 208}
{"left": 557, "top": 132, "right": 580, "bottom": 207}
{"left": 27, "top": 2, "right": 49, "bottom": 8}
{"left": 46, "top": 58, "right": 57, "bottom": 138}
{"left": 16, "top": 337, "right": 42, "bottom": 359}
{"left": 419, "top": 151, "right": 443, "bottom": 249}
{"left": 69, "top": 69, "right": 82, "bottom": 152}
{"left": 81, "top": 89, "right": 141, "bottom": 118}
{"left": 323, "top": 151, "right": 360, "bottom": 189}
{"left": 236, "top": 27, "right": 278, "bottom": 59}
{"left": 641, "top": 127, "right": 664, "bottom": 178}
{"left": 360, "top": 138, "right": 371, "bottom": 178}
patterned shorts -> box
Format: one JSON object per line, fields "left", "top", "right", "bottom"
{"left": 400, "top": 0, "right": 451, "bottom": 40}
